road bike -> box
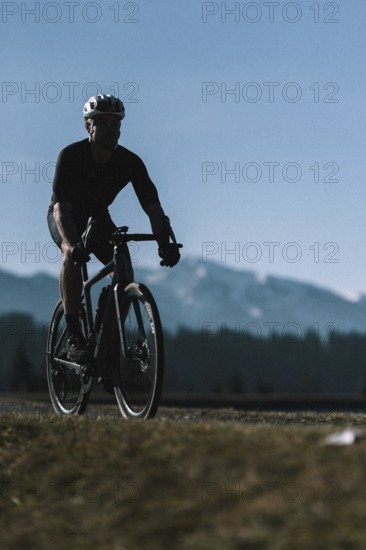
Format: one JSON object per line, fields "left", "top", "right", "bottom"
{"left": 46, "top": 218, "right": 180, "bottom": 419}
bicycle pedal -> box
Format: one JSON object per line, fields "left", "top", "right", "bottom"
{"left": 81, "top": 363, "right": 94, "bottom": 376}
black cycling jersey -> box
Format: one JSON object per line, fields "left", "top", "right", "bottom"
{"left": 48, "top": 138, "right": 160, "bottom": 231}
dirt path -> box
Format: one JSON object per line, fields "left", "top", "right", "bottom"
{"left": 1, "top": 395, "right": 366, "bottom": 425}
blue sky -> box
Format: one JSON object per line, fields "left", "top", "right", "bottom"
{"left": 1, "top": 1, "right": 365, "bottom": 299}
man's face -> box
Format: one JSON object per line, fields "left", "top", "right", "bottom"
{"left": 86, "top": 115, "right": 121, "bottom": 151}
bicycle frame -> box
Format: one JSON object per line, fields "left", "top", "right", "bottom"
{"left": 51, "top": 212, "right": 180, "bottom": 377}
{"left": 80, "top": 229, "right": 157, "bottom": 371}
{"left": 49, "top": 253, "right": 119, "bottom": 380}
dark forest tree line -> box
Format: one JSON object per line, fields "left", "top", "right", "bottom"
{"left": 1, "top": 314, "right": 366, "bottom": 395}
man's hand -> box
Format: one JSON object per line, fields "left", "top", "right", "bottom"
{"left": 71, "top": 242, "right": 90, "bottom": 265}
{"left": 158, "top": 242, "right": 181, "bottom": 268}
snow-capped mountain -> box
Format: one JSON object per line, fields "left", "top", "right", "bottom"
{"left": 1, "top": 258, "right": 366, "bottom": 335}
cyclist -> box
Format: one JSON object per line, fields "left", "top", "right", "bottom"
{"left": 47, "top": 93, "right": 181, "bottom": 363}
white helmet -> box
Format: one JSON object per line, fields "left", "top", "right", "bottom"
{"left": 83, "top": 94, "right": 125, "bottom": 120}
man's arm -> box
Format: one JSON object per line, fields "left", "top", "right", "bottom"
{"left": 53, "top": 202, "right": 90, "bottom": 264}
{"left": 143, "top": 202, "right": 182, "bottom": 267}
{"left": 143, "top": 202, "right": 167, "bottom": 236}
{"left": 129, "top": 153, "right": 182, "bottom": 267}
{"left": 53, "top": 201, "right": 83, "bottom": 249}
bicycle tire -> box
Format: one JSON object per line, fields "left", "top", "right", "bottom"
{"left": 46, "top": 300, "right": 91, "bottom": 415}
{"left": 112, "top": 283, "right": 164, "bottom": 419}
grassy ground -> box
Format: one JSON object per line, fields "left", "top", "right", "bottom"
{"left": 1, "top": 403, "right": 366, "bottom": 549}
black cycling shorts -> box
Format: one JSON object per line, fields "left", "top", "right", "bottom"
{"left": 47, "top": 207, "right": 115, "bottom": 265}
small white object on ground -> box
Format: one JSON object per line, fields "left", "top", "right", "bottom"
{"left": 323, "top": 428, "right": 366, "bottom": 446}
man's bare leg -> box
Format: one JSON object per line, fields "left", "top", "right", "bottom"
{"left": 60, "top": 243, "right": 83, "bottom": 315}
{"left": 59, "top": 242, "right": 90, "bottom": 357}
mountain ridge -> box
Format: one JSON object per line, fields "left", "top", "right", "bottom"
{"left": 1, "top": 258, "right": 366, "bottom": 335}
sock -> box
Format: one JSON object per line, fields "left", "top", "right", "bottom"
{"left": 65, "top": 314, "right": 83, "bottom": 339}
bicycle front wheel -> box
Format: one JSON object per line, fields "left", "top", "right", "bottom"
{"left": 46, "top": 300, "right": 91, "bottom": 415}
{"left": 112, "top": 283, "right": 164, "bottom": 419}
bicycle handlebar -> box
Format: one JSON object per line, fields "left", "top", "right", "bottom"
{"left": 111, "top": 231, "right": 158, "bottom": 243}
{"left": 83, "top": 217, "right": 183, "bottom": 250}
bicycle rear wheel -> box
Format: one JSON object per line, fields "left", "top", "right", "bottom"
{"left": 112, "top": 283, "right": 164, "bottom": 419}
{"left": 46, "top": 300, "right": 91, "bottom": 415}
